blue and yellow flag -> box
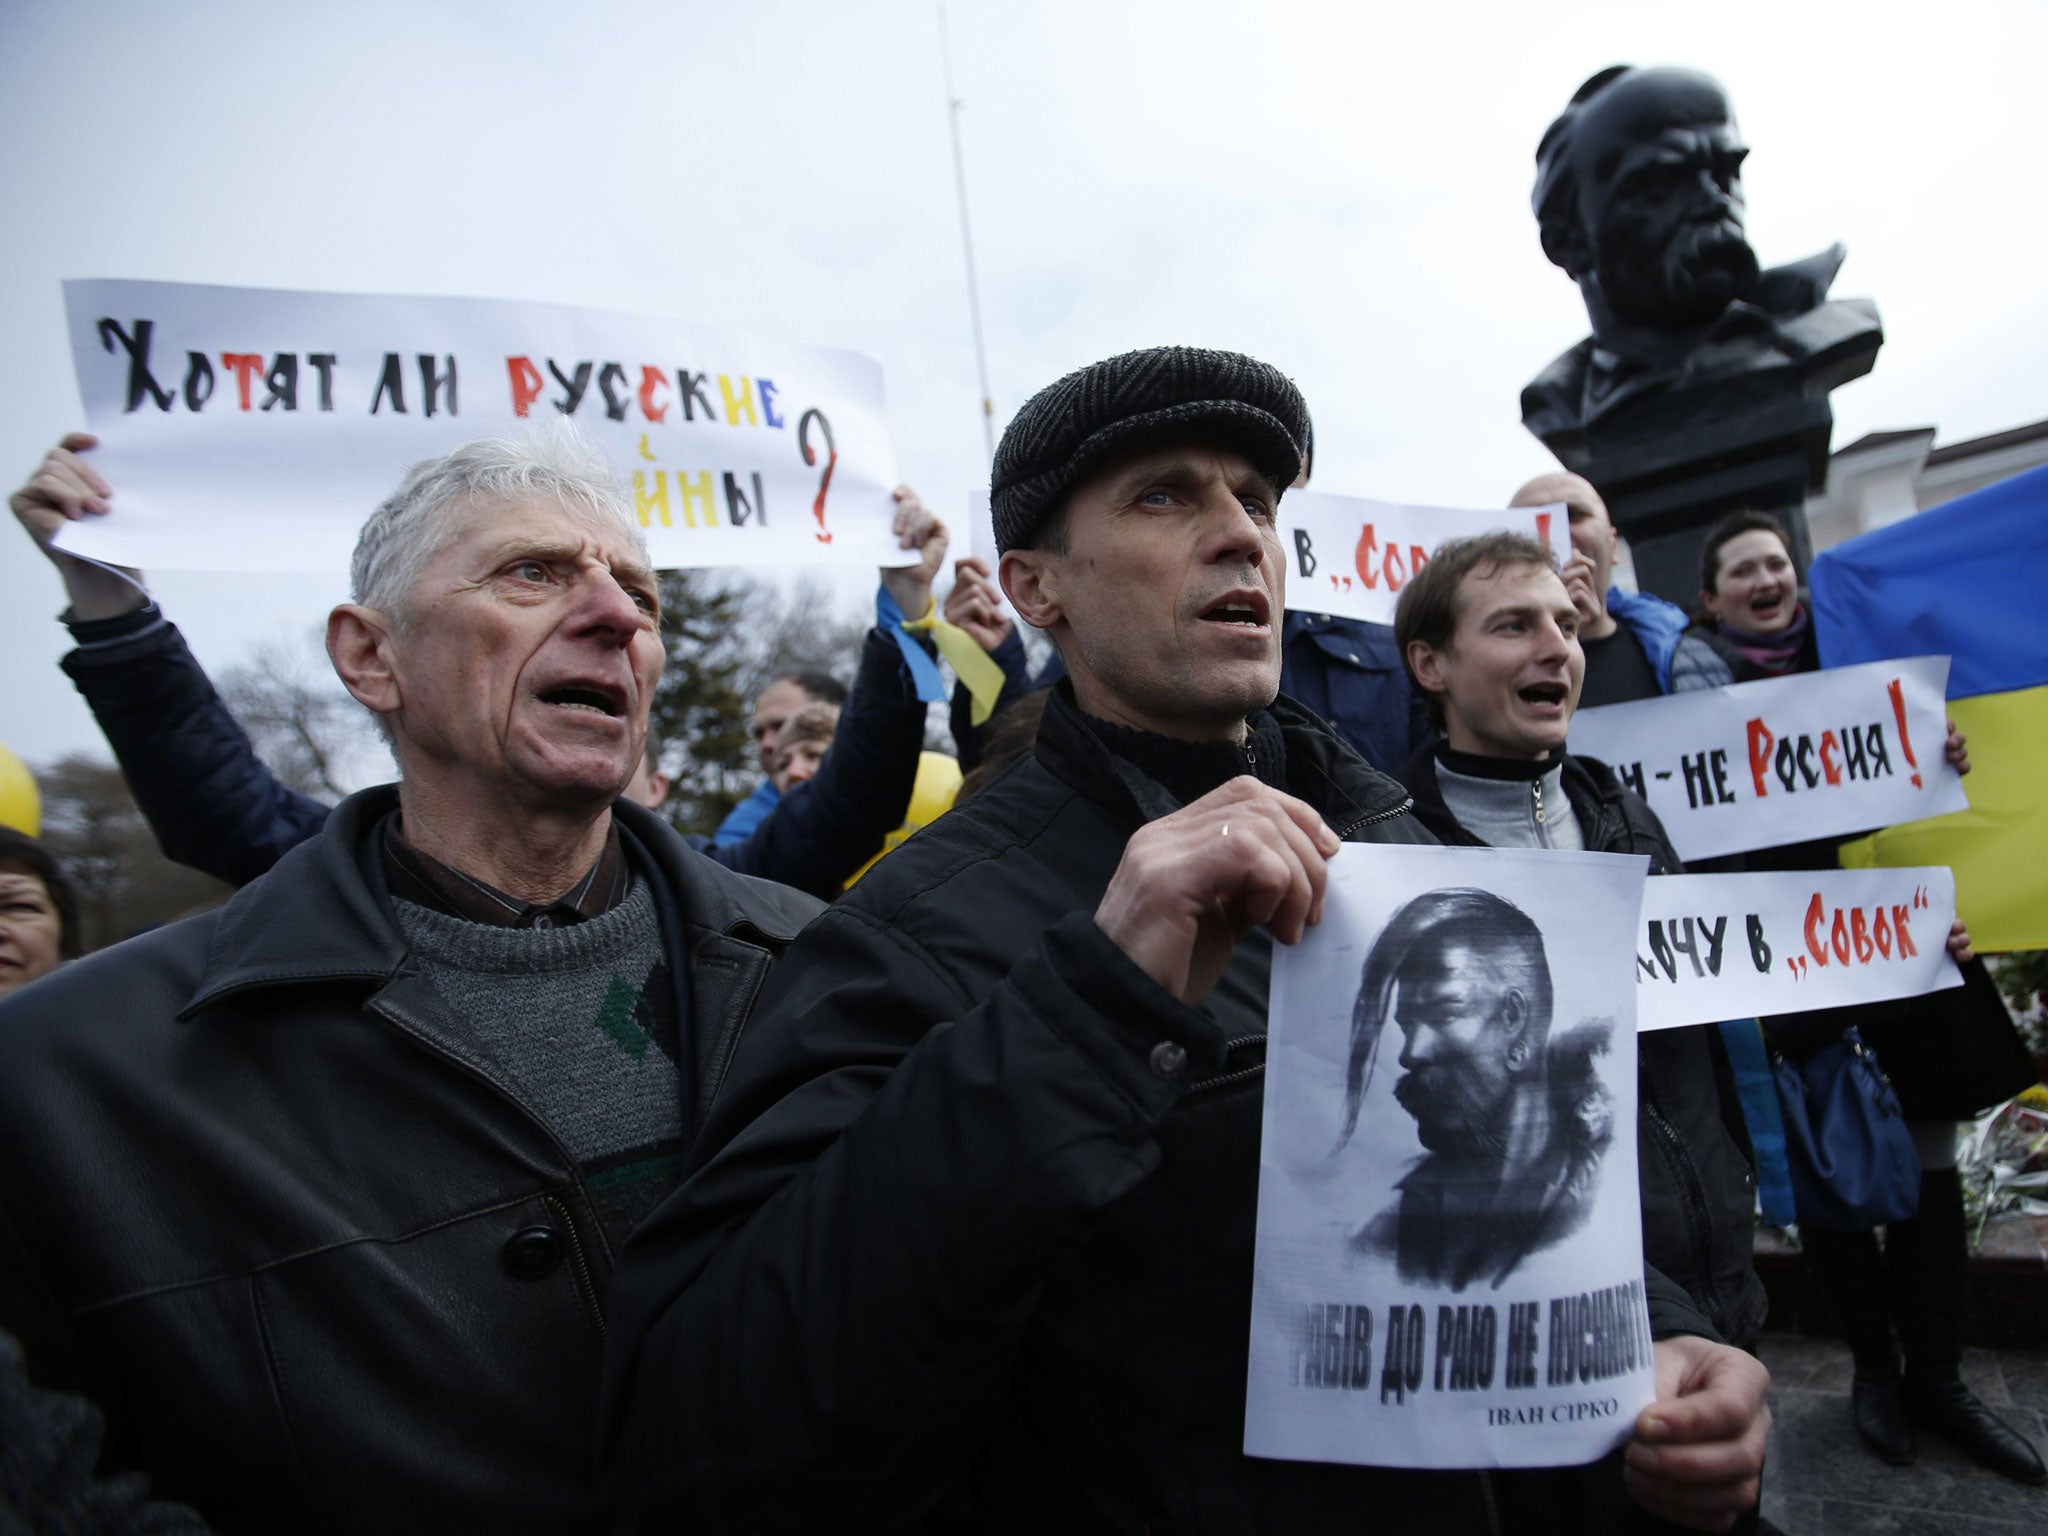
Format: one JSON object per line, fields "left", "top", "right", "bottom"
{"left": 1812, "top": 462, "right": 2048, "bottom": 950}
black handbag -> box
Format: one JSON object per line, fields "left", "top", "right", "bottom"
{"left": 1770, "top": 1026, "right": 1921, "bottom": 1231}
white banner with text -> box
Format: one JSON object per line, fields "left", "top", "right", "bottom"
{"left": 1278, "top": 492, "right": 1572, "bottom": 626}
{"left": 1569, "top": 657, "right": 1967, "bottom": 861}
{"left": 56, "top": 279, "right": 906, "bottom": 574}
{"left": 1634, "top": 867, "right": 1962, "bottom": 1032}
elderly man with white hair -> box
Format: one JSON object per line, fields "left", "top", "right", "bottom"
{"left": 0, "top": 427, "right": 825, "bottom": 1532}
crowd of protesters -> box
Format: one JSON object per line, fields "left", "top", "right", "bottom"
{"left": 0, "top": 337, "right": 2039, "bottom": 1536}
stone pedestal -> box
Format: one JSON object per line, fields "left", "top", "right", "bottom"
{"left": 1550, "top": 389, "right": 1835, "bottom": 604}
{"left": 1527, "top": 301, "right": 1882, "bottom": 607}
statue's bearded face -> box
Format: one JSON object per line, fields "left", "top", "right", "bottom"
{"left": 1567, "top": 72, "right": 1760, "bottom": 330}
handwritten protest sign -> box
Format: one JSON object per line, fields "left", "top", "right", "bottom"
{"left": 1279, "top": 492, "right": 1572, "bottom": 626}
{"left": 1569, "top": 657, "right": 1967, "bottom": 862}
{"left": 56, "top": 279, "right": 908, "bottom": 575}
{"left": 1634, "top": 867, "right": 1961, "bottom": 1032}
{"left": 1251, "top": 844, "right": 1655, "bottom": 1469}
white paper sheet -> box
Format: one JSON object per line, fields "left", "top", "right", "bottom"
{"left": 1279, "top": 493, "right": 1571, "bottom": 625}
{"left": 56, "top": 279, "right": 908, "bottom": 575}
{"left": 1634, "top": 867, "right": 1962, "bottom": 1031}
{"left": 1250, "top": 843, "right": 1656, "bottom": 1469}
{"left": 1570, "top": 657, "right": 1968, "bottom": 861}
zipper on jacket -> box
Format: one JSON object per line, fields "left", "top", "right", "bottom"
{"left": 1477, "top": 1469, "right": 1503, "bottom": 1536}
{"left": 1531, "top": 778, "right": 1546, "bottom": 826}
{"left": 1182, "top": 1034, "right": 1267, "bottom": 1099}
{"left": 1335, "top": 796, "right": 1414, "bottom": 840}
{"left": 541, "top": 1191, "right": 607, "bottom": 1338}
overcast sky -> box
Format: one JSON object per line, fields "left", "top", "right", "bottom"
{"left": 4, "top": 0, "right": 2045, "bottom": 770}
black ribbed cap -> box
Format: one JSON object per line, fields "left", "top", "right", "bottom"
{"left": 990, "top": 346, "right": 1309, "bottom": 554}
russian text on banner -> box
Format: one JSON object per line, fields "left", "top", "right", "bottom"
{"left": 57, "top": 279, "right": 907, "bottom": 575}
{"left": 1814, "top": 462, "right": 2048, "bottom": 951}
{"left": 1634, "top": 867, "right": 1962, "bottom": 1033}
{"left": 1568, "top": 656, "right": 1967, "bottom": 863}
{"left": 1250, "top": 843, "right": 1655, "bottom": 1469}
{"left": 1278, "top": 493, "right": 1572, "bottom": 626}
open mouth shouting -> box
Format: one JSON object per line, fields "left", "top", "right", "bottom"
{"left": 1746, "top": 589, "right": 1787, "bottom": 623}
{"left": 1516, "top": 680, "right": 1570, "bottom": 715}
{"left": 1197, "top": 589, "right": 1273, "bottom": 634}
{"left": 537, "top": 679, "right": 630, "bottom": 722}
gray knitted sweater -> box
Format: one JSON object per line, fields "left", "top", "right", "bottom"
{"left": 394, "top": 881, "right": 680, "bottom": 1252}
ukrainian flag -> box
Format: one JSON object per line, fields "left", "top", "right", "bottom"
{"left": 1812, "top": 462, "right": 2048, "bottom": 951}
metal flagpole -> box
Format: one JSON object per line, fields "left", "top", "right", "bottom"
{"left": 937, "top": 0, "right": 996, "bottom": 465}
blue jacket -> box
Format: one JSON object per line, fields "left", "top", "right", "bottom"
{"left": 712, "top": 778, "right": 779, "bottom": 848}
{"left": 1277, "top": 612, "right": 1430, "bottom": 775}
{"left": 1606, "top": 587, "right": 1732, "bottom": 695}
{"left": 60, "top": 607, "right": 927, "bottom": 902}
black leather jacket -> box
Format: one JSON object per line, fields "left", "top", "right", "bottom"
{"left": 602, "top": 689, "right": 1719, "bottom": 1534}
{"left": 1398, "top": 746, "right": 1768, "bottom": 1351}
{"left": 0, "top": 788, "right": 820, "bottom": 1533}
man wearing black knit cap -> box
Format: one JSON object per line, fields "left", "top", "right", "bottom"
{"left": 603, "top": 347, "right": 1769, "bottom": 1534}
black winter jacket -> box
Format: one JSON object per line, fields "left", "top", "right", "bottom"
{"left": 59, "top": 608, "right": 926, "bottom": 900}
{"left": 1397, "top": 746, "right": 1768, "bottom": 1351}
{"left": 602, "top": 687, "right": 1719, "bottom": 1534}
{"left": 0, "top": 790, "right": 820, "bottom": 1534}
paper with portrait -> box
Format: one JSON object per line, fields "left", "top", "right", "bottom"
{"left": 1248, "top": 842, "right": 1656, "bottom": 1469}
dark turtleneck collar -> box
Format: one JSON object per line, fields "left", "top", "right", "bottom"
{"left": 1433, "top": 742, "right": 1556, "bottom": 783}
{"left": 1080, "top": 709, "right": 1290, "bottom": 808}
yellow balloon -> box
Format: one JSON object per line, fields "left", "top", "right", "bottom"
{"left": 843, "top": 751, "right": 964, "bottom": 889}
{"left": 0, "top": 741, "right": 39, "bottom": 836}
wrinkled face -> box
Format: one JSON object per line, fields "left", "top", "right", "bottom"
{"left": 1021, "top": 445, "right": 1285, "bottom": 741}
{"left": 383, "top": 499, "right": 664, "bottom": 812}
{"left": 1412, "top": 562, "right": 1583, "bottom": 760}
{"left": 751, "top": 678, "right": 812, "bottom": 775}
{"left": 773, "top": 737, "right": 829, "bottom": 794}
{"left": 1704, "top": 528, "right": 1798, "bottom": 634}
{"left": 1573, "top": 73, "right": 1757, "bottom": 326}
{"left": 0, "top": 869, "right": 62, "bottom": 998}
{"left": 1392, "top": 943, "right": 1524, "bottom": 1153}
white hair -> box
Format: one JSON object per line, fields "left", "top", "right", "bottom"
{"left": 349, "top": 420, "right": 646, "bottom": 624}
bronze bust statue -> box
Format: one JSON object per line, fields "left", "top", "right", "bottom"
{"left": 1522, "top": 65, "right": 1882, "bottom": 470}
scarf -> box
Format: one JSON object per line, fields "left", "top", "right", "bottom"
{"left": 1716, "top": 602, "right": 1811, "bottom": 678}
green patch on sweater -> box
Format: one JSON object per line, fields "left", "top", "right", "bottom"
{"left": 595, "top": 974, "right": 650, "bottom": 1060}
